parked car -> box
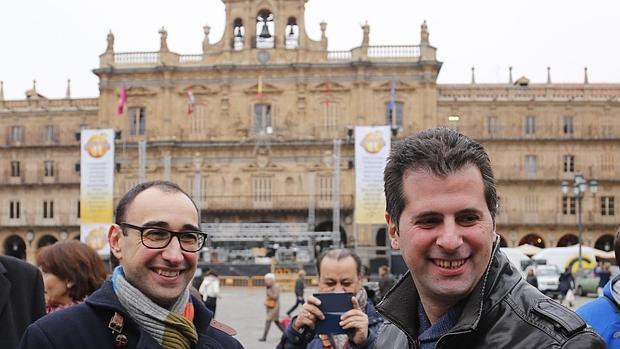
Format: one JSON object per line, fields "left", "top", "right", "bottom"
{"left": 574, "top": 268, "right": 599, "bottom": 297}
{"left": 535, "top": 265, "right": 561, "bottom": 298}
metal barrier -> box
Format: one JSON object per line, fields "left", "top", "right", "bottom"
{"left": 220, "top": 275, "right": 318, "bottom": 291}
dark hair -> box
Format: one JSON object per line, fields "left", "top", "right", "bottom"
{"left": 384, "top": 127, "right": 497, "bottom": 230}
{"left": 115, "top": 180, "right": 198, "bottom": 225}
{"left": 36, "top": 240, "right": 107, "bottom": 301}
{"left": 316, "top": 248, "right": 362, "bottom": 277}
{"left": 615, "top": 226, "right": 620, "bottom": 266}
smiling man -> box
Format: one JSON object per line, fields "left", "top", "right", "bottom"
{"left": 375, "top": 128, "right": 603, "bottom": 348}
{"left": 19, "top": 181, "right": 242, "bottom": 349}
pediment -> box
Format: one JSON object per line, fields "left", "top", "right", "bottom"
{"left": 177, "top": 84, "right": 218, "bottom": 96}
{"left": 244, "top": 83, "right": 283, "bottom": 95}
{"left": 311, "top": 81, "right": 349, "bottom": 93}
{"left": 127, "top": 86, "right": 156, "bottom": 96}
{"left": 374, "top": 80, "right": 415, "bottom": 92}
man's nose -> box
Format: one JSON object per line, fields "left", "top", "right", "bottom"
{"left": 436, "top": 220, "right": 463, "bottom": 251}
{"left": 162, "top": 236, "right": 185, "bottom": 263}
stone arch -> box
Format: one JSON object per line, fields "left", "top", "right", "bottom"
{"left": 519, "top": 233, "right": 545, "bottom": 248}
{"left": 37, "top": 234, "right": 58, "bottom": 249}
{"left": 232, "top": 18, "right": 245, "bottom": 50}
{"left": 595, "top": 234, "right": 615, "bottom": 252}
{"left": 557, "top": 234, "right": 579, "bottom": 247}
{"left": 284, "top": 177, "right": 295, "bottom": 196}
{"left": 284, "top": 16, "right": 299, "bottom": 49}
{"left": 3, "top": 235, "right": 26, "bottom": 260}
{"left": 314, "top": 221, "right": 348, "bottom": 252}
{"left": 375, "top": 228, "right": 387, "bottom": 255}
{"left": 256, "top": 9, "right": 275, "bottom": 48}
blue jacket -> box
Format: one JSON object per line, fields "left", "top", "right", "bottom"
{"left": 277, "top": 300, "right": 383, "bottom": 349}
{"left": 18, "top": 280, "right": 243, "bottom": 349}
{"left": 577, "top": 278, "right": 620, "bottom": 348}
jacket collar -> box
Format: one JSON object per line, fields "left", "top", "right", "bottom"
{"left": 377, "top": 236, "right": 519, "bottom": 339}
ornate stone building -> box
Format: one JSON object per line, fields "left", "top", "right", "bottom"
{"left": 1, "top": 0, "right": 618, "bottom": 265}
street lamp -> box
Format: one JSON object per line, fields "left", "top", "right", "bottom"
{"left": 561, "top": 173, "right": 598, "bottom": 271}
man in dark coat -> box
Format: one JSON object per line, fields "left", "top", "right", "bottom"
{"left": 377, "top": 128, "right": 604, "bottom": 348}
{"left": 19, "top": 181, "right": 242, "bottom": 349}
{"left": 0, "top": 255, "right": 45, "bottom": 349}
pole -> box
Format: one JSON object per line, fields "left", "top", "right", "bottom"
{"left": 332, "top": 139, "right": 341, "bottom": 247}
{"left": 577, "top": 193, "right": 583, "bottom": 271}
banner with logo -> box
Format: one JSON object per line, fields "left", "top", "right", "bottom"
{"left": 354, "top": 126, "right": 390, "bottom": 224}
{"left": 80, "top": 129, "right": 115, "bottom": 256}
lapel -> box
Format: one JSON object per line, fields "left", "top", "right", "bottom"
{"left": 0, "top": 260, "right": 11, "bottom": 317}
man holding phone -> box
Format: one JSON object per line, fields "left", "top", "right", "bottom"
{"left": 277, "top": 249, "right": 383, "bottom": 349}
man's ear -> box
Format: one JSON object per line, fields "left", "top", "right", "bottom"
{"left": 108, "top": 224, "right": 123, "bottom": 261}
{"left": 385, "top": 212, "right": 400, "bottom": 250}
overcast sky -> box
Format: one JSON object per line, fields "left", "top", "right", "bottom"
{"left": 1, "top": 0, "right": 618, "bottom": 100}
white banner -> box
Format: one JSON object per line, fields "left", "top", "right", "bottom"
{"left": 80, "top": 128, "right": 115, "bottom": 256}
{"left": 354, "top": 126, "right": 391, "bottom": 224}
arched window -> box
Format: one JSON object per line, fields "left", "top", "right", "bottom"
{"left": 3, "top": 235, "right": 26, "bottom": 260}
{"left": 519, "top": 234, "right": 545, "bottom": 248}
{"left": 256, "top": 9, "right": 275, "bottom": 49}
{"left": 232, "top": 18, "right": 245, "bottom": 50}
{"left": 285, "top": 17, "right": 299, "bottom": 49}
{"left": 595, "top": 234, "right": 615, "bottom": 252}
{"left": 557, "top": 234, "right": 579, "bottom": 247}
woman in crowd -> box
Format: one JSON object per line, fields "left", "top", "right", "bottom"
{"left": 36, "top": 240, "right": 107, "bottom": 313}
{"left": 199, "top": 270, "right": 221, "bottom": 316}
{"left": 259, "top": 272, "right": 284, "bottom": 341}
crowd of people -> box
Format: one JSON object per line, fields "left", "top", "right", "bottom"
{"left": 2, "top": 127, "right": 618, "bottom": 348}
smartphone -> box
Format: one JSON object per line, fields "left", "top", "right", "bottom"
{"left": 313, "top": 292, "right": 353, "bottom": 335}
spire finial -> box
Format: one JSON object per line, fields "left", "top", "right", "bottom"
{"left": 471, "top": 66, "right": 476, "bottom": 84}
{"left": 420, "top": 20, "right": 430, "bottom": 45}
{"left": 547, "top": 66, "right": 551, "bottom": 84}
{"left": 509, "top": 66, "right": 513, "bottom": 84}
{"left": 66, "top": 79, "right": 71, "bottom": 99}
{"left": 33, "top": 80, "right": 37, "bottom": 92}
{"left": 361, "top": 21, "right": 370, "bottom": 47}
{"left": 0, "top": 81, "right": 4, "bottom": 101}
{"left": 584, "top": 67, "right": 589, "bottom": 84}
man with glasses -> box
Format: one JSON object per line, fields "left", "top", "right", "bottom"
{"left": 19, "top": 180, "right": 243, "bottom": 349}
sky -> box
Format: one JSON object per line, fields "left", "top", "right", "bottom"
{"left": 0, "top": 0, "right": 618, "bottom": 100}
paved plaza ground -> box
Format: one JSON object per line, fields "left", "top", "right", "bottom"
{"left": 214, "top": 286, "right": 594, "bottom": 349}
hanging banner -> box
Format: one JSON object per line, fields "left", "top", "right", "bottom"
{"left": 354, "top": 126, "right": 390, "bottom": 224}
{"left": 80, "top": 128, "right": 115, "bottom": 256}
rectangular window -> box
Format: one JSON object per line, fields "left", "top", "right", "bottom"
{"left": 44, "top": 160, "right": 54, "bottom": 177}
{"left": 9, "top": 126, "right": 23, "bottom": 143}
{"left": 43, "top": 125, "right": 56, "bottom": 143}
{"left": 43, "top": 200, "right": 54, "bottom": 219}
{"left": 190, "top": 105, "right": 207, "bottom": 134}
{"left": 253, "top": 176, "right": 272, "bottom": 203}
{"left": 525, "top": 116, "right": 536, "bottom": 135}
{"left": 254, "top": 104, "right": 273, "bottom": 134}
{"left": 563, "top": 116, "right": 574, "bottom": 135}
{"left": 9, "top": 200, "right": 20, "bottom": 219}
{"left": 525, "top": 155, "right": 537, "bottom": 177}
{"left": 601, "top": 196, "right": 615, "bottom": 216}
{"left": 129, "top": 107, "right": 146, "bottom": 135}
{"left": 563, "top": 155, "right": 574, "bottom": 173}
{"left": 318, "top": 175, "right": 333, "bottom": 202}
{"left": 323, "top": 102, "right": 338, "bottom": 134}
{"left": 562, "top": 196, "right": 576, "bottom": 215}
{"left": 486, "top": 116, "right": 499, "bottom": 134}
{"left": 385, "top": 102, "right": 404, "bottom": 129}
{"left": 10, "top": 161, "right": 20, "bottom": 177}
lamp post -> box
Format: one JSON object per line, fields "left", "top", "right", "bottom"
{"left": 561, "top": 173, "right": 598, "bottom": 271}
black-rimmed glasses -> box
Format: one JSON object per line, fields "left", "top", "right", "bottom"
{"left": 119, "top": 222, "right": 207, "bottom": 252}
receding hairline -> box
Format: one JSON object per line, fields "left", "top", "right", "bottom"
{"left": 123, "top": 185, "right": 198, "bottom": 219}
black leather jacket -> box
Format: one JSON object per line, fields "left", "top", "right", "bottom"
{"left": 374, "top": 244, "right": 605, "bottom": 348}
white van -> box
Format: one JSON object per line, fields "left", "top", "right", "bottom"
{"left": 531, "top": 245, "right": 597, "bottom": 272}
{"left": 500, "top": 248, "right": 532, "bottom": 276}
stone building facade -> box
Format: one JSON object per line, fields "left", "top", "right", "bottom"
{"left": 0, "top": 0, "right": 618, "bottom": 263}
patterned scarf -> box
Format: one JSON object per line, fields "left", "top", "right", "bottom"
{"left": 111, "top": 267, "right": 198, "bottom": 349}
